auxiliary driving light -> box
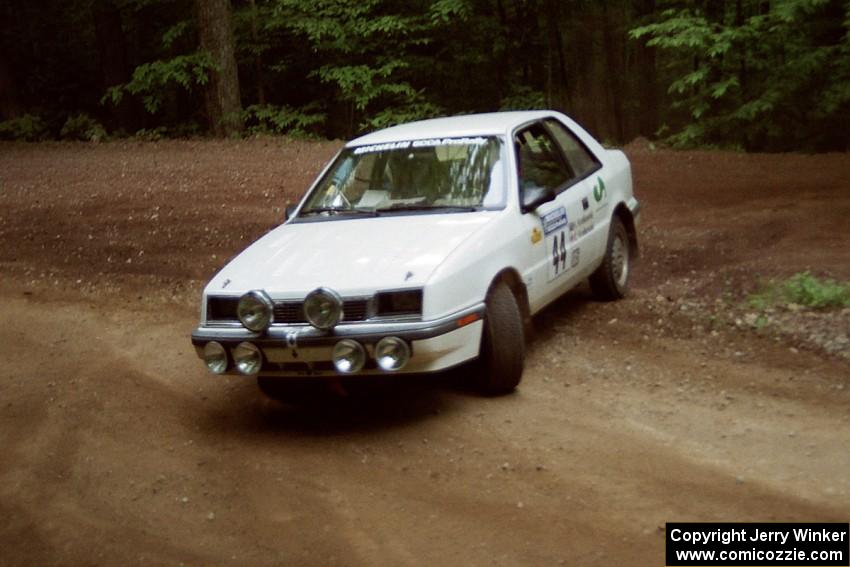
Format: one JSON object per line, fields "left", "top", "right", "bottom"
{"left": 332, "top": 339, "right": 366, "bottom": 374}
{"left": 374, "top": 336, "right": 411, "bottom": 372}
{"left": 237, "top": 290, "right": 274, "bottom": 332}
{"left": 304, "top": 287, "right": 343, "bottom": 330}
{"left": 233, "top": 341, "right": 263, "bottom": 375}
{"left": 203, "top": 341, "right": 229, "bottom": 374}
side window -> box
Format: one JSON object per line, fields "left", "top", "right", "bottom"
{"left": 545, "top": 119, "right": 600, "bottom": 179}
{"left": 514, "top": 123, "right": 573, "bottom": 193}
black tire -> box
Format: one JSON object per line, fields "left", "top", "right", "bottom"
{"left": 475, "top": 282, "right": 525, "bottom": 395}
{"left": 589, "top": 216, "right": 631, "bottom": 301}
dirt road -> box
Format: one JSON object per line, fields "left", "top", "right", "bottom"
{"left": 1, "top": 140, "right": 848, "bottom": 566}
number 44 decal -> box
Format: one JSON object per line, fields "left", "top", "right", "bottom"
{"left": 542, "top": 207, "right": 572, "bottom": 282}
{"left": 552, "top": 231, "right": 567, "bottom": 275}
{"left": 547, "top": 230, "right": 571, "bottom": 281}
{"left": 548, "top": 231, "right": 580, "bottom": 282}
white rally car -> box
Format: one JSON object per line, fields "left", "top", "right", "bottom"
{"left": 191, "top": 111, "right": 639, "bottom": 395}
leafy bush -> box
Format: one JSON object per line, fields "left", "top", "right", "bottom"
{"left": 60, "top": 114, "right": 107, "bottom": 142}
{"left": 749, "top": 272, "right": 850, "bottom": 310}
{"left": 364, "top": 100, "right": 442, "bottom": 131}
{"left": 103, "top": 51, "right": 216, "bottom": 114}
{"left": 132, "top": 127, "right": 171, "bottom": 141}
{"left": 241, "top": 104, "right": 326, "bottom": 137}
{"left": 499, "top": 86, "right": 546, "bottom": 111}
{"left": 630, "top": 1, "right": 850, "bottom": 150}
{"left": 0, "top": 114, "right": 49, "bottom": 141}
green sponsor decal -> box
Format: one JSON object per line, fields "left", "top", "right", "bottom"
{"left": 593, "top": 177, "right": 607, "bottom": 202}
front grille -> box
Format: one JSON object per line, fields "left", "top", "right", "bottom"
{"left": 342, "top": 299, "right": 369, "bottom": 321}
{"left": 273, "top": 301, "right": 307, "bottom": 324}
{"left": 207, "top": 295, "right": 374, "bottom": 325}
{"left": 272, "top": 298, "right": 370, "bottom": 324}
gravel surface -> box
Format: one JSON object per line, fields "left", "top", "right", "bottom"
{"left": 1, "top": 139, "right": 848, "bottom": 565}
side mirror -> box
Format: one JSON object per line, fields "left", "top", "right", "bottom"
{"left": 521, "top": 185, "right": 556, "bottom": 213}
{"left": 284, "top": 203, "right": 297, "bottom": 221}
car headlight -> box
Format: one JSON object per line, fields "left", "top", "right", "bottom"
{"left": 237, "top": 290, "right": 274, "bottom": 332}
{"left": 203, "top": 341, "right": 229, "bottom": 374}
{"left": 332, "top": 339, "right": 366, "bottom": 373}
{"left": 303, "top": 287, "right": 343, "bottom": 330}
{"left": 233, "top": 342, "right": 263, "bottom": 375}
{"left": 375, "top": 336, "right": 411, "bottom": 371}
{"left": 374, "top": 289, "right": 422, "bottom": 317}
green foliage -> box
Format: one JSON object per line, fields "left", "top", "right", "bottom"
{"left": 161, "top": 21, "right": 191, "bottom": 50}
{"left": 132, "top": 122, "right": 202, "bottom": 141}
{"left": 313, "top": 61, "right": 415, "bottom": 112}
{"left": 0, "top": 114, "right": 50, "bottom": 141}
{"left": 269, "top": 0, "right": 422, "bottom": 51}
{"left": 7, "top": 0, "right": 848, "bottom": 146}
{"left": 630, "top": 0, "right": 850, "bottom": 150}
{"left": 60, "top": 114, "right": 107, "bottom": 142}
{"left": 364, "top": 99, "right": 442, "bottom": 130}
{"left": 103, "top": 51, "right": 216, "bottom": 114}
{"left": 428, "top": 0, "right": 470, "bottom": 23}
{"left": 241, "top": 103, "right": 327, "bottom": 136}
{"left": 499, "top": 86, "right": 546, "bottom": 111}
{"left": 749, "top": 272, "right": 850, "bottom": 310}
{"left": 264, "top": 0, "right": 446, "bottom": 135}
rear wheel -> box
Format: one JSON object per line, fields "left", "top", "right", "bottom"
{"left": 589, "top": 216, "right": 631, "bottom": 300}
{"left": 475, "top": 282, "right": 524, "bottom": 395}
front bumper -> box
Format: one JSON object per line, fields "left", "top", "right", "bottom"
{"left": 191, "top": 303, "right": 485, "bottom": 377}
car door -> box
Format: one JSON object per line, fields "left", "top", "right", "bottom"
{"left": 514, "top": 121, "right": 595, "bottom": 311}
{"left": 542, "top": 118, "right": 608, "bottom": 266}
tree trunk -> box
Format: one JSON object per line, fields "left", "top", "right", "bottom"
{"left": 195, "top": 0, "right": 243, "bottom": 136}
{"left": 248, "top": 0, "right": 265, "bottom": 105}
{"left": 602, "top": 1, "right": 625, "bottom": 142}
{"left": 494, "top": 0, "right": 510, "bottom": 103}
{"left": 0, "top": 51, "right": 22, "bottom": 121}
{"left": 636, "top": 0, "right": 658, "bottom": 136}
{"left": 0, "top": 0, "right": 22, "bottom": 121}
{"left": 548, "top": 1, "right": 571, "bottom": 110}
{"left": 93, "top": 0, "right": 135, "bottom": 130}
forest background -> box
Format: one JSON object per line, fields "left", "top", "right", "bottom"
{"left": 1, "top": 0, "right": 848, "bottom": 151}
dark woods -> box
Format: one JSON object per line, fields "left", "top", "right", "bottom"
{"left": 1, "top": 0, "right": 848, "bottom": 151}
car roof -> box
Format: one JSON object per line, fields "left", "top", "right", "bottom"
{"left": 347, "top": 111, "right": 555, "bottom": 147}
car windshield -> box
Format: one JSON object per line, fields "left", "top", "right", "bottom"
{"left": 299, "top": 136, "right": 506, "bottom": 216}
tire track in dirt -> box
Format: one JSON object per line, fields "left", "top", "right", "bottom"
{"left": 2, "top": 288, "right": 847, "bottom": 565}
{"left": 1, "top": 141, "right": 848, "bottom": 565}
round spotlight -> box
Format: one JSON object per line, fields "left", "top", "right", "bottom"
{"left": 375, "top": 336, "right": 411, "bottom": 372}
{"left": 332, "top": 339, "right": 366, "bottom": 374}
{"left": 237, "top": 290, "right": 274, "bottom": 332}
{"left": 203, "top": 341, "right": 229, "bottom": 374}
{"left": 304, "top": 287, "right": 343, "bottom": 330}
{"left": 233, "top": 341, "right": 263, "bottom": 375}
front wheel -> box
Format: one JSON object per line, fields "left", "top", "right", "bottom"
{"left": 589, "top": 216, "right": 631, "bottom": 300}
{"left": 474, "top": 282, "right": 525, "bottom": 395}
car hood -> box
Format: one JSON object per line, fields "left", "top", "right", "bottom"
{"left": 206, "top": 212, "right": 499, "bottom": 297}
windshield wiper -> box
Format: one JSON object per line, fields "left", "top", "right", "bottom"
{"left": 300, "top": 207, "right": 379, "bottom": 217}
{"left": 375, "top": 204, "right": 479, "bottom": 213}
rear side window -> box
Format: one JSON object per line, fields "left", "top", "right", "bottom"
{"left": 514, "top": 123, "right": 572, "bottom": 192}
{"left": 545, "top": 119, "right": 600, "bottom": 179}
